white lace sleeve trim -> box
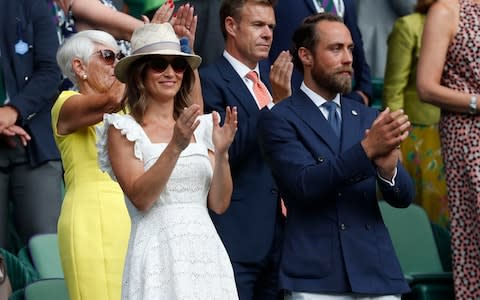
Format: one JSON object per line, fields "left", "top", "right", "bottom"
{"left": 96, "top": 113, "right": 144, "bottom": 181}
{"left": 194, "top": 113, "right": 216, "bottom": 152}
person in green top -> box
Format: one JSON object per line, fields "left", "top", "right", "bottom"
{"left": 383, "top": 0, "right": 447, "bottom": 226}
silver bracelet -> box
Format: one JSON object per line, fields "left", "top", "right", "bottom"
{"left": 469, "top": 95, "right": 477, "bottom": 115}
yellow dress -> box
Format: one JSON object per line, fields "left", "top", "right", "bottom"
{"left": 51, "top": 91, "right": 130, "bottom": 300}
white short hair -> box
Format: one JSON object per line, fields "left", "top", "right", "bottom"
{"left": 56, "top": 30, "right": 118, "bottom": 85}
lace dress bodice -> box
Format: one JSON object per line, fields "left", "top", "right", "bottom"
{"left": 96, "top": 113, "right": 238, "bottom": 300}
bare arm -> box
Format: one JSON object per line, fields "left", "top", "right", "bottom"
{"left": 109, "top": 104, "right": 201, "bottom": 212}
{"left": 417, "top": 0, "right": 473, "bottom": 113}
{"left": 56, "top": 80, "right": 124, "bottom": 135}
{"left": 63, "top": 0, "right": 143, "bottom": 40}
{"left": 207, "top": 107, "right": 237, "bottom": 214}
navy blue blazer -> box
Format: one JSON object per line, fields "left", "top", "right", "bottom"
{"left": 270, "top": 0, "right": 373, "bottom": 104}
{"left": 0, "top": 0, "right": 61, "bottom": 167}
{"left": 200, "top": 56, "right": 282, "bottom": 262}
{"left": 257, "top": 91, "right": 413, "bottom": 294}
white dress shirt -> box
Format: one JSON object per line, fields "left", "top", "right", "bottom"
{"left": 300, "top": 82, "right": 397, "bottom": 186}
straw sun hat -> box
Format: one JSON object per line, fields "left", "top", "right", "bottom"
{"left": 114, "top": 23, "right": 202, "bottom": 83}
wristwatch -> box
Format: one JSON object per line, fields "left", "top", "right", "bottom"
{"left": 469, "top": 95, "right": 477, "bottom": 115}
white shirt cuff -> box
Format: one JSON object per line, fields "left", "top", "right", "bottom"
{"left": 377, "top": 167, "right": 397, "bottom": 187}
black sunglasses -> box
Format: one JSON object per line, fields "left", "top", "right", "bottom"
{"left": 96, "top": 49, "right": 125, "bottom": 65}
{"left": 148, "top": 57, "right": 188, "bottom": 73}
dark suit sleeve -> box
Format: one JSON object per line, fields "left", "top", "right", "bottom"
{"left": 258, "top": 107, "right": 378, "bottom": 204}
{"left": 343, "top": 0, "right": 373, "bottom": 103}
{"left": 377, "top": 164, "right": 414, "bottom": 208}
{"left": 200, "top": 69, "right": 261, "bottom": 169}
{"left": 8, "top": 0, "right": 61, "bottom": 124}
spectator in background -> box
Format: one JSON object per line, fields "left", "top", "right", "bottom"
{"left": 383, "top": 0, "right": 448, "bottom": 226}
{"left": 271, "top": 0, "right": 373, "bottom": 105}
{"left": 52, "top": 30, "right": 130, "bottom": 300}
{"left": 417, "top": 0, "right": 480, "bottom": 298}
{"left": 200, "top": 0, "right": 292, "bottom": 298}
{"left": 355, "top": 0, "right": 416, "bottom": 79}
{"left": 0, "top": 0, "right": 63, "bottom": 250}
{"left": 258, "top": 13, "right": 414, "bottom": 299}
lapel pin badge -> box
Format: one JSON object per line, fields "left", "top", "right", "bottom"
{"left": 15, "top": 40, "right": 29, "bottom": 55}
{"left": 351, "top": 110, "right": 358, "bottom": 116}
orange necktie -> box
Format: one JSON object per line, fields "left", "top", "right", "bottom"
{"left": 246, "top": 71, "right": 271, "bottom": 109}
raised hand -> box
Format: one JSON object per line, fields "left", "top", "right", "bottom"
{"left": 172, "top": 104, "right": 201, "bottom": 151}
{"left": 105, "top": 79, "right": 126, "bottom": 113}
{"left": 171, "top": 3, "right": 197, "bottom": 50}
{"left": 212, "top": 106, "right": 238, "bottom": 154}
{"left": 142, "top": 0, "right": 175, "bottom": 24}
{"left": 270, "top": 51, "right": 293, "bottom": 103}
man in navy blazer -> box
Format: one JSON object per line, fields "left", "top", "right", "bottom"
{"left": 0, "top": 0, "right": 63, "bottom": 249}
{"left": 270, "top": 0, "right": 372, "bottom": 105}
{"left": 200, "top": 0, "right": 293, "bottom": 298}
{"left": 258, "top": 13, "right": 413, "bottom": 299}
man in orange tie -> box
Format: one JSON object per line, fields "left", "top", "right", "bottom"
{"left": 199, "top": 0, "right": 292, "bottom": 298}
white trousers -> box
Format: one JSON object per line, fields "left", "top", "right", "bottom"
{"left": 284, "top": 292, "right": 401, "bottom": 300}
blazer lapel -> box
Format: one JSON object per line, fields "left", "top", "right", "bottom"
{"left": 290, "top": 91, "right": 340, "bottom": 153}
{"left": 340, "top": 98, "right": 363, "bottom": 151}
{"left": 217, "top": 57, "right": 262, "bottom": 117}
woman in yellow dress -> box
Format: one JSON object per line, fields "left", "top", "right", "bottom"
{"left": 51, "top": 30, "right": 130, "bottom": 300}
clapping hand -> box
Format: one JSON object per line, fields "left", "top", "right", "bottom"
{"left": 212, "top": 106, "right": 238, "bottom": 154}
{"left": 362, "top": 108, "right": 410, "bottom": 180}
{"left": 172, "top": 104, "right": 201, "bottom": 151}
{"left": 270, "top": 51, "right": 293, "bottom": 103}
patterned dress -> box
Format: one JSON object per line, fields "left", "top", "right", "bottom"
{"left": 439, "top": 0, "right": 480, "bottom": 298}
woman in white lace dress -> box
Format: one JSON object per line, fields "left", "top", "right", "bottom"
{"left": 96, "top": 23, "right": 239, "bottom": 299}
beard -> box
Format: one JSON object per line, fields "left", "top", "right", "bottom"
{"left": 311, "top": 64, "right": 353, "bottom": 95}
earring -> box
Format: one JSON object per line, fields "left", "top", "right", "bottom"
{"left": 82, "top": 74, "right": 87, "bottom": 80}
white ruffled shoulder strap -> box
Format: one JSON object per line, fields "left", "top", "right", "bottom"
{"left": 96, "top": 113, "right": 146, "bottom": 181}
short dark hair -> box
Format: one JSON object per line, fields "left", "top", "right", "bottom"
{"left": 122, "top": 55, "right": 195, "bottom": 123}
{"left": 219, "top": 0, "right": 277, "bottom": 40}
{"left": 290, "top": 13, "right": 343, "bottom": 73}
